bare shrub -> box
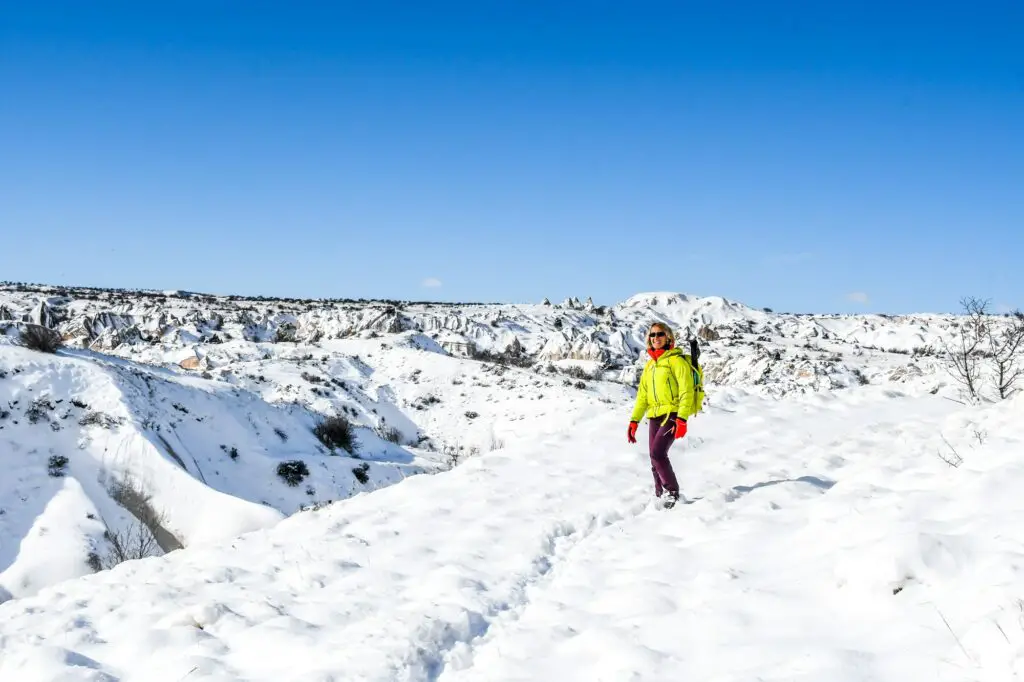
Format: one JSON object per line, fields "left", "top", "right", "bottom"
{"left": 377, "top": 424, "right": 403, "bottom": 444}
{"left": 443, "top": 444, "right": 461, "bottom": 469}
{"left": 942, "top": 297, "right": 988, "bottom": 401}
{"left": 442, "top": 442, "right": 480, "bottom": 469}
{"left": 941, "top": 299, "right": 1024, "bottom": 401}
{"left": 299, "top": 499, "right": 334, "bottom": 512}
{"left": 99, "top": 475, "right": 168, "bottom": 569}
{"left": 313, "top": 415, "right": 357, "bottom": 453}
{"left": 987, "top": 310, "right": 1024, "bottom": 400}
{"left": 101, "top": 521, "right": 161, "bottom": 569}
{"left": 16, "top": 324, "right": 63, "bottom": 353}
{"left": 936, "top": 435, "right": 963, "bottom": 469}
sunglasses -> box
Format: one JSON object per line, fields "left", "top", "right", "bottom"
{"left": 649, "top": 331, "right": 666, "bottom": 339}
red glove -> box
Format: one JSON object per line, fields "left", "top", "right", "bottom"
{"left": 674, "top": 418, "right": 687, "bottom": 440}
{"left": 627, "top": 421, "right": 639, "bottom": 443}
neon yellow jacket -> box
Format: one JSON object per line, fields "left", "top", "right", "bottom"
{"left": 629, "top": 347, "right": 697, "bottom": 422}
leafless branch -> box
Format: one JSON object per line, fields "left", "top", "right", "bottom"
{"left": 987, "top": 310, "right": 1024, "bottom": 400}
{"left": 941, "top": 297, "right": 989, "bottom": 401}
{"left": 936, "top": 434, "right": 963, "bottom": 468}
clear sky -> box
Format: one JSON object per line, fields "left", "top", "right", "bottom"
{"left": 2, "top": 2, "right": 1022, "bottom": 313}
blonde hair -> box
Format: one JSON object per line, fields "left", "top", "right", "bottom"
{"left": 646, "top": 322, "right": 676, "bottom": 350}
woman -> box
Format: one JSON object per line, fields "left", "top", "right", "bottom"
{"left": 627, "top": 321, "right": 697, "bottom": 508}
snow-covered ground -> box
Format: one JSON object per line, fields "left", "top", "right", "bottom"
{"left": 2, "top": 385, "right": 1022, "bottom": 680}
{"left": 1, "top": 283, "right": 1022, "bottom": 680}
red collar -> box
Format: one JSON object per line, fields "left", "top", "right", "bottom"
{"left": 647, "top": 345, "right": 672, "bottom": 361}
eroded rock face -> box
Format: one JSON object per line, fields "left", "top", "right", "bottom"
{"left": 179, "top": 355, "right": 201, "bottom": 370}
{"left": 0, "top": 283, "right": 975, "bottom": 395}
{"left": 698, "top": 325, "right": 721, "bottom": 341}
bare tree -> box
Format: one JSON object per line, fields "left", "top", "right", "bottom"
{"left": 942, "top": 297, "right": 989, "bottom": 401}
{"left": 987, "top": 310, "right": 1024, "bottom": 400}
{"left": 95, "top": 475, "right": 171, "bottom": 570}
{"left": 101, "top": 521, "right": 161, "bottom": 569}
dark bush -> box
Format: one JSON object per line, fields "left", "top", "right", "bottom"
{"left": 274, "top": 427, "right": 288, "bottom": 441}
{"left": 470, "top": 346, "right": 534, "bottom": 369}
{"left": 48, "top": 455, "right": 69, "bottom": 477}
{"left": 352, "top": 462, "right": 370, "bottom": 485}
{"left": 26, "top": 399, "right": 55, "bottom": 424}
{"left": 78, "top": 411, "right": 122, "bottom": 429}
{"left": 276, "top": 460, "right": 310, "bottom": 487}
{"left": 563, "top": 365, "right": 590, "bottom": 380}
{"left": 314, "top": 415, "right": 357, "bottom": 453}
{"left": 16, "top": 324, "right": 63, "bottom": 353}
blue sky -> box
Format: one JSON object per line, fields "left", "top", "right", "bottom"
{"left": 2, "top": 2, "right": 1022, "bottom": 313}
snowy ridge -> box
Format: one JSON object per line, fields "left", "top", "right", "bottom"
{"left": 0, "top": 281, "right": 988, "bottom": 396}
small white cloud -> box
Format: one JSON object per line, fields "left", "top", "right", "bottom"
{"left": 764, "top": 252, "right": 814, "bottom": 266}
{"left": 846, "top": 292, "right": 870, "bottom": 304}
{"left": 421, "top": 277, "right": 442, "bottom": 288}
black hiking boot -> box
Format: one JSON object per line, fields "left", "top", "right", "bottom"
{"left": 662, "top": 491, "right": 680, "bottom": 509}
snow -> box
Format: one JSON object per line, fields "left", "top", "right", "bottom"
{"left": 0, "top": 342, "right": 435, "bottom": 601}
{"left": 2, "top": 283, "right": 1023, "bottom": 680}
{"left": 2, "top": 384, "right": 1024, "bottom": 680}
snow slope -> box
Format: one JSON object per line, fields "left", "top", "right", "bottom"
{"left": 0, "top": 342, "right": 438, "bottom": 602}
{"left": 2, "top": 385, "right": 1023, "bottom": 681}
{"left": 0, "top": 319, "right": 630, "bottom": 602}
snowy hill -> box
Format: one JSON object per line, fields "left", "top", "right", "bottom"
{"left": 1, "top": 282, "right": 1022, "bottom": 680}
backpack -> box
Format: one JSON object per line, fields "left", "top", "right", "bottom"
{"left": 686, "top": 338, "right": 706, "bottom": 416}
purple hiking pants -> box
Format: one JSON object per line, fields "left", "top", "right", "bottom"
{"left": 648, "top": 412, "right": 680, "bottom": 496}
